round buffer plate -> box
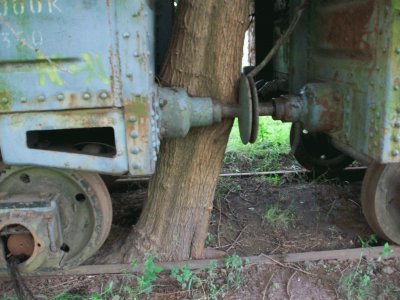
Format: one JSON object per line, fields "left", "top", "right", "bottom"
{"left": 238, "top": 75, "right": 253, "bottom": 145}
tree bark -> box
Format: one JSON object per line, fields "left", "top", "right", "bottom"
{"left": 122, "top": 0, "right": 249, "bottom": 262}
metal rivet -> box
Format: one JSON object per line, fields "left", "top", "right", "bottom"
{"left": 134, "top": 52, "right": 139, "bottom": 57}
{"left": 394, "top": 136, "right": 400, "bottom": 143}
{"left": 126, "top": 73, "right": 133, "bottom": 79}
{"left": 1, "top": 98, "right": 8, "bottom": 104}
{"left": 395, "top": 85, "right": 400, "bottom": 91}
{"left": 83, "top": 92, "right": 91, "bottom": 100}
{"left": 99, "top": 92, "right": 109, "bottom": 100}
{"left": 38, "top": 95, "right": 45, "bottom": 102}
{"left": 393, "top": 150, "right": 399, "bottom": 157}
{"left": 132, "top": 163, "right": 141, "bottom": 170}
{"left": 395, "top": 121, "right": 400, "bottom": 128}
{"left": 131, "top": 147, "right": 140, "bottom": 154}
{"left": 123, "top": 32, "right": 130, "bottom": 38}
{"left": 396, "top": 47, "right": 400, "bottom": 54}
{"left": 130, "top": 131, "right": 139, "bottom": 139}
{"left": 20, "top": 97, "right": 27, "bottom": 103}
{"left": 57, "top": 94, "right": 65, "bottom": 101}
{"left": 129, "top": 116, "right": 137, "bottom": 123}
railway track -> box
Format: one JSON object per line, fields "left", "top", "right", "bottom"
{"left": 0, "top": 245, "right": 396, "bottom": 278}
{"left": 111, "top": 166, "right": 367, "bottom": 190}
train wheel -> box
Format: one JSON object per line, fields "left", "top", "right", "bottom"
{"left": 290, "top": 123, "right": 353, "bottom": 175}
{"left": 361, "top": 162, "right": 400, "bottom": 244}
{"left": 0, "top": 167, "right": 112, "bottom": 270}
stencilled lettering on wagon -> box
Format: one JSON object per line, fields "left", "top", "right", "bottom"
{"left": 0, "top": 0, "right": 62, "bottom": 16}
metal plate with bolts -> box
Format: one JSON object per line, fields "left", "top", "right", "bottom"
{"left": 238, "top": 75, "right": 253, "bottom": 144}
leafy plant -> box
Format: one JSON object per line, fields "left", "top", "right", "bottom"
{"left": 224, "top": 254, "right": 244, "bottom": 289}
{"left": 358, "top": 234, "right": 378, "bottom": 248}
{"left": 264, "top": 205, "right": 294, "bottom": 229}
{"left": 136, "top": 255, "right": 163, "bottom": 294}
{"left": 170, "top": 265, "right": 200, "bottom": 294}
{"left": 339, "top": 258, "right": 373, "bottom": 300}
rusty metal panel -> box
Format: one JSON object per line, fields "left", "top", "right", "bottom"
{"left": 0, "top": 1, "right": 121, "bottom": 112}
{"left": 0, "top": 0, "right": 160, "bottom": 175}
{"left": 116, "top": 0, "right": 159, "bottom": 175}
{"left": 0, "top": 109, "right": 129, "bottom": 174}
{"left": 296, "top": 0, "right": 400, "bottom": 163}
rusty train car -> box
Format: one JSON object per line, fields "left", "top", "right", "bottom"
{"left": 0, "top": 0, "right": 398, "bottom": 272}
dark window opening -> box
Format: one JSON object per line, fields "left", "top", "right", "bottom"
{"left": 27, "top": 127, "right": 116, "bottom": 158}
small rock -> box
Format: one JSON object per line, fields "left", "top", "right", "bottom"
{"left": 382, "top": 266, "right": 395, "bottom": 274}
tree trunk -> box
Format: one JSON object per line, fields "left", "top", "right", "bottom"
{"left": 122, "top": 0, "right": 249, "bottom": 262}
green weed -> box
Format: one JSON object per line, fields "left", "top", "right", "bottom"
{"left": 170, "top": 265, "right": 200, "bottom": 295}
{"left": 225, "top": 117, "right": 294, "bottom": 172}
{"left": 339, "top": 244, "right": 395, "bottom": 299}
{"left": 215, "top": 177, "right": 241, "bottom": 201}
{"left": 358, "top": 234, "right": 378, "bottom": 248}
{"left": 264, "top": 205, "right": 294, "bottom": 229}
{"left": 169, "top": 255, "right": 246, "bottom": 299}
{"left": 339, "top": 258, "right": 373, "bottom": 300}
{"left": 205, "top": 232, "right": 216, "bottom": 246}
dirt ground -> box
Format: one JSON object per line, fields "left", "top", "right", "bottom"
{"left": 1, "top": 171, "right": 400, "bottom": 299}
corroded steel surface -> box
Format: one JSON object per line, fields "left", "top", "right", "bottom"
{"left": 0, "top": 0, "right": 160, "bottom": 176}
{"left": 7, "top": 233, "right": 35, "bottom": 258}
{"left": 289, "top": 0, "right": 400, "bottom": 163}
{"left": 0, "top": 167, "right": 112, "bottom": 271}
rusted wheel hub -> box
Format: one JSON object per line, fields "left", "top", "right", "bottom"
{"left": 7, "top": 233, "right": 35, "bottom": 259}
{"left": 0, "top": 167, "right": 112, "bottom": 271}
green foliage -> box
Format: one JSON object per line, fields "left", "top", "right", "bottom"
{"left": 381, "top": 242, "right": 393, "bottom": 257}
{"left": 51, "top": 256, "right": 163, "bottom": 300}
{"left": 339, "top": 259, "right": 373, "bottom": 300}
{"left": 136, "top": 255, "right": 163, "bottom": 294}
{"left": 340, "top": 243, "right": 395, "bottom": 300}
{"left": 170, "top": 265, "right": 200, "bottom": 293}
{"left": 169, "top": 255, "right": 246, "bottom": 299}
{"left": 224, "top": 254, "right": 244, "bottom": 289}
{"left": 225, "top": 117, "right": 292, "bottom": 172}
{"left": 205, "top": 232, "right": 216, "bottom": 246}
{"left": 264, "top": 205, "right": 294, "bottom": 229}
{"left": 358, "top": 234, "right": 378, "bottom": 248}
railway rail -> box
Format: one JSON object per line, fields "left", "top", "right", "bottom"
{"left": 0, "top": 245, "right": 396, "bottom": 278}
{"left": 111, "top": 166, "right": 367, "bottom": 187}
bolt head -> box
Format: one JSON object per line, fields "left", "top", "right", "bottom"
{"left": 38, "top": 95, "right": 45, "bottom": 102}
{"left": 123, "top": 32, "right": 130, "bottom": 38}
{"left": 1, "top": 98, "right": 8, "bottom": 104}
{"left": 129, "top": 116, "right": 137, "bottom": 123}
{"left": 83, "top": 92, "right": 91, "bottom": 100}
{"left": 57, "top": 94, "right": 65, "bottom": 101}
{"left": 396, "top": 47, "right": 400, "bottom": 54}
{"left": 132, "top": 163, "right": 141, "bottom": 170}
{"left": 131, "top": 147, "right": 140, "bottom": 154}
{"left": 393, "top": 150, "right": 399, "bottom": 157}
{"left": 100, "top": 92, "right": 109, "bottom": 100}
{"left": 130, "top": 131, "right": 139, "bottom": 139}
{"left": 20, "top": 97, "right": 27, "bottom": 103}
{"left": 394, "top": 135, "right": 400, "bottom": 143}
{"left": 395, "top": 121, "right": 400, "bottom": 128}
